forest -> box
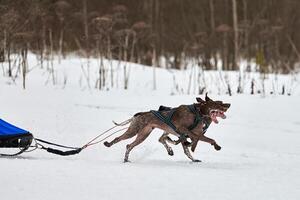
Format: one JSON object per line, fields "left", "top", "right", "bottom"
{"left": 0, "top": 0, "right": 299, "bottom": 75}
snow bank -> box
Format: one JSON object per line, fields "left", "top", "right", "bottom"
{"left": 0, "top": 55, "right": 299, "bottom": 200}
{"left": 1, "top": 54, "right": 299, "bottom": 96}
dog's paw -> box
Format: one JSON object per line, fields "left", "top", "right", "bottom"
{"left": 103, "top": 141, "right": 111, "bottom": 147}
{"left": 183, "top": 141, "right": 192, "bottom": 146}
{"left": 168, "top": 149, "right": 174, "bottom": 156}
{"left": 192, "top": 159, "right": 202, "bottom": 163}
{"left": 214, "top": 144, "right": 221, "bottom": 151}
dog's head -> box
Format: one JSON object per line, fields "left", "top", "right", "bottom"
{"left": 196, "top": 94, "right": 230, "bottom": 124}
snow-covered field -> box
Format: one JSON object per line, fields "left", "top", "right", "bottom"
{"left": 1, "top": 56, "right": 300, "bottom": 200}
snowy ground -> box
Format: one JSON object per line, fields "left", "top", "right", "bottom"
{"left": 1, "top": 57, "right": 300, "bottom": 200}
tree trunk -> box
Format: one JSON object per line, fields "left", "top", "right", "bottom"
{"left": 1, "top": 30, "right": 7, "bottom": 63}
{"left": 41, "top": 23, "right": 46, "bottom": 69}
{"left": 49, "top": 28, "right": 53, "bottom": 71}
{"left": 232, "top": 0, "right": 239, "bottom": 70}
{"left": 123, "top": 34, "right": 129, "bottom": 90}
{"left": 222, "top": 33, "right": 228, "bottom": 70}
{"left": 49, "top": 28, "right": 55, "bottom": 84}
{"left": 82, "top": 0, "right": 89, "bottom": 56}
{"left": 152, "top": 47, "right": 157, "bottom": 90}
{"left": 8, "top": 42, "right": 11, "bottom": 77}
{"left": 209, "top": 0, "right": 215, "bottom": 32}
{"left": 209, "top": 0, "right": 218, "bottom": 69}
{"left": 21, "top": 46, "right": 28, "bottom": 89}
{"left": 107, "top": 36, "right": 114, "bottom": 88}
{"left": 58, "top": 27, "right": 64, "bottom": 63}
{"left": 154, "top": 0, "right": 161, "bottom": 66}
{"left": 97, "top": 39, "right": 105, "bottom": 90}
{"left": 242, "top": 0, "right": 249, "bottom": 62}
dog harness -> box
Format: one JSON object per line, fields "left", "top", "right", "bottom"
{"left": 185, "top": 104, "right": 211, "bottom": 133}
{"left": 150, "top": 104, "right": 211, "bottom": 139}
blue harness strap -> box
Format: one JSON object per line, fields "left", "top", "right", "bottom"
{"left": 150, "top": 109, "right": 177, "bottom": 131}
{"left": 187, "top": 104, "right": 201, "bottom": 130}
{"left": 187, "top": 104, "right": 210, "bottom": 133}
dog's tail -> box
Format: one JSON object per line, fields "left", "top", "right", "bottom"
{"left": 112, "top": 118, "right": 132, "bottom": 126}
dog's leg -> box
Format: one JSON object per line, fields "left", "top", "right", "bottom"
{"left": 176, "top": 127, "right": 199, "bottom": 143}
{"left": 181, "top": 143, "right": 201, "bottom": 162}
{"left": 124, "top": 127, "right": 152, "bottom": 162}
{"left": 104, "top": 125, "right": 139, "bottom": 147}
{"left": 159, "top": 132, "right": 174, "bottom": 156}
{"left": 190, "top": 139, "right": 199, "bottom": 152}
{"left": 165, "top": 136, "right": 182, "bottom": 145}
{"left": 165, "top": 135, "right": 192, "bottom": 149}
{"left": 195, "top": 135, "right": 221, "bottom": 151}
{"left": 176, "top": 127, "right": 221, "bottom": 151}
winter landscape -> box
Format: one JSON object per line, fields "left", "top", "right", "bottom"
{"left": 1, "top": 1, "right": 300, "bottom": 200}
{"left": 1, "top": 55, "right": 300, "bottom": 200}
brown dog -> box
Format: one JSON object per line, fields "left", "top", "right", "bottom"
{"left": 104, "top": 94, "right": 230, "bottom": 162}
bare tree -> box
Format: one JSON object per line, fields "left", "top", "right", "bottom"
{"left": 54, "top": 1, "right": 71, "bottom": 63}
{"left": 82, "top": 0, "right": 89, "bottom": 53}
{"left": 216, "top": 24, "right": 231, "bottom": 70}
{"left": 0, "top": 8, "right": 20, "bottom": 77}
{"left": 232, "top": 0, "right": 239, "bottom": 70}
{"left": 14, "top": 32, "right": 32, "bottom": 89}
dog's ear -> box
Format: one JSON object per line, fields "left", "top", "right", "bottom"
{"left": 205, "top": 93, "right": 212, "bottom": 101}
{"left": 196, "top": 97, "right": 204, "bottom": 103}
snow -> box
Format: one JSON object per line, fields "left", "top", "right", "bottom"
{"left": 0, "top": 56, "right": 300, "bottom": 200}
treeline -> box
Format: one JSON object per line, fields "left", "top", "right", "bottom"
{"left": 0, "top": 0, "right": 300, "bottom": 73}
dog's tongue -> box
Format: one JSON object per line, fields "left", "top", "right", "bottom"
{"left": 213, "top": 118, "right": 219, "bottom": 123}
{"left": 212, "top": 114, "right": 219, "bottom": 123}
{"left": 211, "top": 111, "right": 227, "bottom": 123}
{"left": 219, "top": 111, "right": 226, "bottom": 119}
